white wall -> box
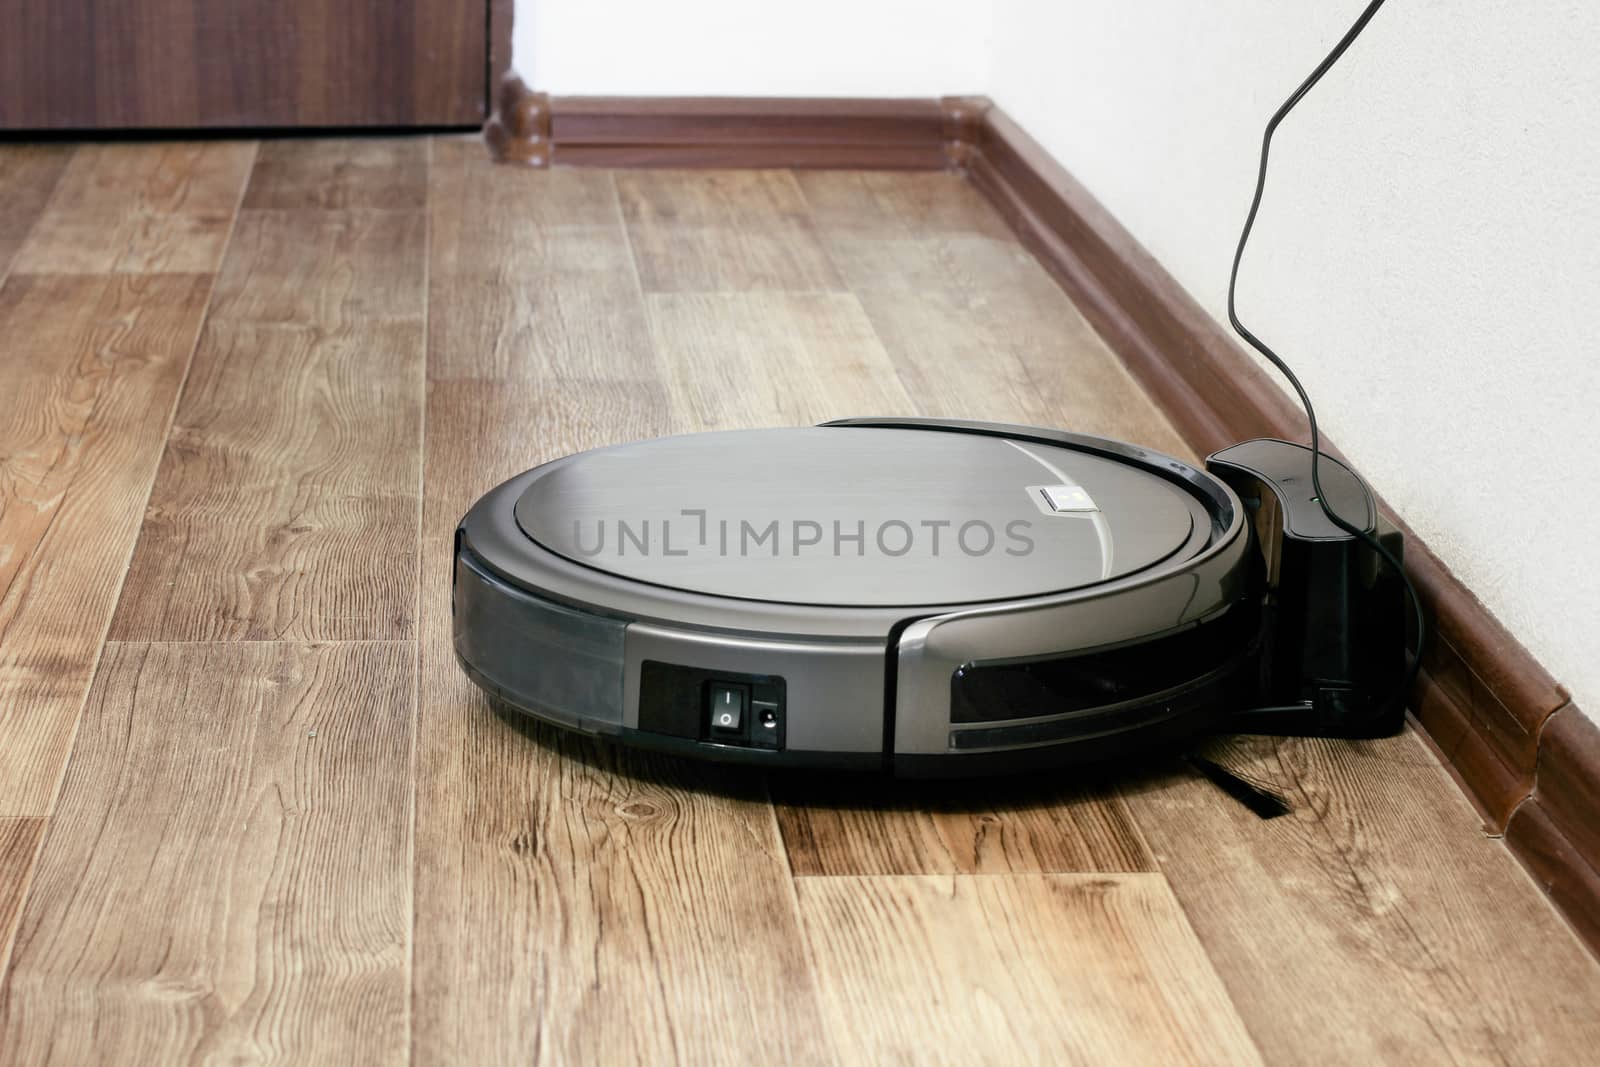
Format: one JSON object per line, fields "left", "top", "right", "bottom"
{"left": 989, "top": 0, "right": 1600, "bottom": 715}
{"left": 511, "top": 0, "right": 988, "bottom": 97}
{"left": 511, "top": 0, "right": 1600, "bottom": 716}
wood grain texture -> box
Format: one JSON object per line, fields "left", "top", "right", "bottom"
{"left": 797, "top": 169, "right": 1015, "bottom": 243}
{"left": 242, "top": 138, "right": 429, "bottom": 212}
{"left": 559, "top": 142, "right": 950, "bottom": 170}
{"left": 797, "top": 873, "right": 1263, "bottom": 1066}
{"left": 0, "top": 818, "right": 45, "bottom": 982}
{"left": 110, "top": 159, "right": 428, "bottom": 643}
{"left": 0, "top": 0, "right": 486, "bottom": 128}
{"left": 618, "top": 170, "right": 844, "bottom": 293}
{"left": 13, "top": 142, "right": 256, "bottom": 274}
{"left": 646, "top": 291, "right": 916, "bottom": 428}
{"left": 1123, "top": 732, "right": 1600, "bottom": 1064}
{"left": 415, "top": 380, "right": 833, "bottom": 1064}
{"left": 552, "top": 96, "right": 950, "bottom": 149}
{"left": 487, "top": 95, "right": 953, "bottom": 170}
{"left": 1506, "top": 703, "right": 1600, "bottom": 957}
{"left": 801, "top": 172, "right": 1190, "bottom": 455}
{"left": 429, "top": 139, "right": 656, "bottom": 380}
{"left": 0, "top": 273, "right": 213, "bottom": 815}
{"left": 206, "top": 208, "right": 427, "bottom": 328}
{"left": 773, "top": 774, "right": 1153, "bottom": 877}
{"left": 0, "top": 641, "right": 413, "bottom": 1065}
{"left": 109, "top": 320, "right": 425, "bottom": 642}
{"left": 0, "top": 145, "right": 72, "bottom": 280}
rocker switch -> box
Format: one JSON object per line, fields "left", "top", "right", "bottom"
{"left": 708, "top": 684, "right": 747, "bottom": 737}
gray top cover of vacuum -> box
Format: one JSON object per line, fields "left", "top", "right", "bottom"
{"left": 513, "top": 427, "right": 1205, "bottom": 608}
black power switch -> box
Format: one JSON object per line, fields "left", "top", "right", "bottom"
{"left": 707, "top": 683, "right": 748, "bottom": 739}
{"left": 637, "top": 661, "right": 785, "bottom": 750}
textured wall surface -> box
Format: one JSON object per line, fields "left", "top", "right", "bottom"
{"left": 989, "top": 0, "right": 1599, "bottom": 716}
{"left": 510, "top": 0, "right": 988, "bottom": 96}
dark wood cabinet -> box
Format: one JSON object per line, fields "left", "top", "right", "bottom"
{"left": 0, "top": 0, "right": 492, "bottom": 129}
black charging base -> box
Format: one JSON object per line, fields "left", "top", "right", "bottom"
{"left": 1207, "top": 439, "right": 1410, "bottom": 738}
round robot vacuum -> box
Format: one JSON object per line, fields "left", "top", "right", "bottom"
{"left": 452, "top": 418, "right": 1284, "bottom": 775}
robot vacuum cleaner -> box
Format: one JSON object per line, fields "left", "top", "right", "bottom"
{"left": 453, "top": 418, "right": 1407, "bottom": 776}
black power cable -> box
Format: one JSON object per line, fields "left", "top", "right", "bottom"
{"left": 1227, "top": 0, "right": 1426, "bottom": 719}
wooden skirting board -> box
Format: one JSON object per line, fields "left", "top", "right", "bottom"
{"left": 486, "top": 76, "right": 980, "bottom": 169}
{"left": 483, "top": 86, "right": 1600, "bottom": 956}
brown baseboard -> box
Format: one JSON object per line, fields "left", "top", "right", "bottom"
{"left": 960, "top": 100, "right": 1597, "bottom": 955}
{"left": 484, "top": 77, "right": 965, "bottom": 170}
{"left": 1507, "top": 705, "right": 1600, "bottom": 951}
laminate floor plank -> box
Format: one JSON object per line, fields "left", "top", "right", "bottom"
{"left": 428, "top": 140, "right": 655, "bottom": 381}
{"left": 109, "top": 320, "right": 426, "bottom": 642}
{"left": 1124, "top": 732, "right": 1600, "bottom": 1064}
{"left": 772, "top": 774, "right": 1153, "bottom": 877}
{"left": 618, "top": 170, "right": 844, "bottom": 294}
{"left": 110, "top": 143, "right": 428, "bottom": 642}
{"left": 0, "top": 641, "right": 414, "bottom": 1066}
{"left": 0, "top": 818, "right": 45, "bottom": 983}
{"left": 804, "top": 172, "right": 1192, "bottom": 457}
{"left": 797, "top": 873, "right": 1263, "bottom": 1066}
{"left": 645, "top": 291, "right": 917, "bottom": 429}
{"left": 13, "top": 142, "right": 256, "bottom": 275}
{"left": 796, "top": 169, "right": 1017, "bottom": 242}
{"left": 243, "top": 138, "right": 429, "bottom": 212}
{"left": 0, "top": 273, "right": 214, "bottom": 815}
{"left": 0, "top": 145, "right": 73, "bottom": 281}
{"left": 207, "top": 208, "right": 426, "bottom": 328}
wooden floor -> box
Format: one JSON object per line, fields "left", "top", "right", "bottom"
{"left": 0, "top": 136, "right": 1596, "bottom": 1065}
